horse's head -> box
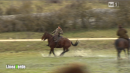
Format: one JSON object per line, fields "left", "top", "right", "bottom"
{"left": 41, "top": 32, "right": 51, "bottom": 41}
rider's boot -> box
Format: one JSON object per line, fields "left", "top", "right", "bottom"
{"left": 55, "top": 41, "right": 59, "bottom": 47}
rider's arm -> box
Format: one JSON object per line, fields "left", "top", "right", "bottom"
{"left": 60, "top": 29, "right": 63, "bottom": 35}
{"left": 51, "top": 30, "right": 56, "bottom": 34}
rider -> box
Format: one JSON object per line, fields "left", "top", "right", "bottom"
{"left": 47, "top": 26, "right": 63, "bottom": 46}
{"left": 117, "top": 25, "right": 129, "bottom": 42}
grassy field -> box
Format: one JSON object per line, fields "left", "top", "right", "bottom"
{"left": 0, "top": 40, "right": 115, "bottom": 52}
{"left": 0, "top": 28, "right": 130, "bottom": 39}
{"left": 0, "top": 28, "right": 130, "bottom": 52}
{"left": 0, "top": 28, "right": 130, "bottom": 73}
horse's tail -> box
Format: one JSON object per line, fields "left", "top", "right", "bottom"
{"left": 71, "top": 40, "right": 79, "bottom": 46}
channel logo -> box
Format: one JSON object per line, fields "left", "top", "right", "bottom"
{"left": 108, "top": 2, "right": 119, "bottom": 7}
{"left": 6, "top": 65, "right": 26, "bottom": 69}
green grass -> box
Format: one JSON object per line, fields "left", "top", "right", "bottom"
{"left": 0, "top": 40, "right": 115, "bottom": 52}
{"left": 0, "top": 28, "right": 130, "bottom": 39}
{"left": 0, "top": 28, "right": 130, "bottom": 52}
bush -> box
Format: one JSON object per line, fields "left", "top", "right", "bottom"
{"left": 0, "top": 7, "right": 3, "bottom": 15}
{"left": 5, "top": 6, "right": 20, "bottom": 15}
{"left": 1, "top": 0, "right": 130, "bottom": 32}
{"left": 115, "top": 1, "right": 130, "bottom": 26}
{"left": 5, "top": 1, "right": 33, "bottom": 15}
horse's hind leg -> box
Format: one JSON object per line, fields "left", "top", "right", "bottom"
{"left": 123, "top": 49, "right": 127, "bottom": 57}
{"left": 117, "top": 49, "right": 122, "bottom": 60}
{"left": 127, "top": 48, "right": 130, "bottom": 59}
{"left": 65, "top": 48, "right": 69, "bottom": 52}
{"left": 63, "top": 48, "right": 69, "bottom": 56}
{"left": 60, "top": 48, "right": 69, "bottom": 56}
{"left": 127, "top": 41, "right": 130, "bottom": 59}
{"left": 60, "top": 48, "right": 66, "bottom": 56}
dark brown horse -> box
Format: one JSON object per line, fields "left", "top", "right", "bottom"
{"left": 41, "top": 32, "right": 79, "bottom": 56}
{"left": 115, "top": 38, "right": 130, "bottom": 59}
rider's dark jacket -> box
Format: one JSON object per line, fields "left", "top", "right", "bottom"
{"left": 117, "top": 28, "right": 129, "bottom": 39}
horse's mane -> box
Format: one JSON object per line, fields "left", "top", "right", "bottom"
{"left": 45, "top": 32, "right": 53, "bottom": 37}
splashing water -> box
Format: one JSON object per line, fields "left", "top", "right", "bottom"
{"left": 39, "top": 48, "right": 116, "bottom": 57}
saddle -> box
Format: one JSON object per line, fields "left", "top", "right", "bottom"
{"left": 53, "top": 35, "right": 62, "bottom": 48}
{"left": 53, "top": 35, "right": 62, "bottom": 42}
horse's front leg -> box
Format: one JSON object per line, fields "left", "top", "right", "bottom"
{"left": 51, "top": 48, "right": 56, "bottom": 57}
{"left": 49, "top": 48, "right": 52, "bottom": 56}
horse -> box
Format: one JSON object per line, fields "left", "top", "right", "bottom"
{"left": 114, "top": 38, "right": 130, "bottom": 59}
{"left": 41, "top": 32, "right": 79, "bottom": 56}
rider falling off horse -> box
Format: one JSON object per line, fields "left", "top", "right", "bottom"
{"left": 47, "top": 26, "right": 63, "bottom": 46}
{"left": 117, "top": 25, "right": 129, "bottom": 42}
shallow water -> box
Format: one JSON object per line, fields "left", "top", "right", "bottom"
{"left": 0, "top": 49, "right": 130, "bottom": 73}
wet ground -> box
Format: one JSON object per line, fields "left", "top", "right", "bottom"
{"left": 0, "top": 49, "right": 130, "bottom": 73}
